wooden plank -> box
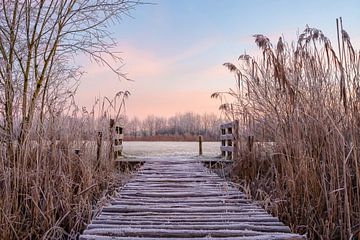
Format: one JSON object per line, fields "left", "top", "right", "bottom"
{"left": 220, "top": 134, "right": 235, "bottom": 140}
{"left": 201, "top": 159, "right": 233, "bottom": 164}
{"left": 114, "top": 133, "right": 123, "bottom": 139}
{"left": 82, "top": 228, "right": 302, "bottom": 238}
{"left": 109, "top": 198, "right": 251, "bottom": 204}
{"left": 109, "top": 200, "right": 252, "bottom": 206}
{"left": 98, "top": 212, "right": 276, "bottom": 218}
{"left": 96, "top": 215, "right": 283, "bottom": 222}
{"left": 80, "top": 235, "right": 305, "bottom": 240}
{"left": 86, "top": 223, "right": 292, "bottom": 233}
{"left": 220, "top": 145, "right": 234, "bottom": 152}
{"left": 91, "top": 219, "right": 286, "bottom": 226}
{"left": 113, "top": 145, "right": 123, "bottom": 151}
{"left": 80, "top": 158, "right": 305, "bottom": 239}
{"left": 220, "top": 122, "right": 235, "bottom": 129}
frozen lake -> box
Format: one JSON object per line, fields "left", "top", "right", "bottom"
{"left": 122, "top": 141, "right": 221, "bottom": 158}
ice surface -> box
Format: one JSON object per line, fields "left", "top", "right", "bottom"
{"left": 122, "top": 141, "right": 220, "bottom": 159}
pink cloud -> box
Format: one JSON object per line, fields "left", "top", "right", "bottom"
{"left": 118, "top": 38, "right": 220, "bottom": 80}
{"left": 125, "top": 89, "right": 220, "bottom": 119}
{"left": 74, "top": 39, "right": 222, "bottom": 117}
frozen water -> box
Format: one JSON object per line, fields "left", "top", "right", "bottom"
{"left": 122, "top": 141, "right": 220, "bottom": 159}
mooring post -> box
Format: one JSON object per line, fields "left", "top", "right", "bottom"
{"left": 233, "top": 119, "right": 239, "bottom": 159}
{"left": 199, "top": 135, "right": 203, "bottom": 155}
{"left": 114, "top": 124, "right": 124, "bottom": 159}
{"left": 96, "top": 131, "right": 103, "bottom": 161}
{"left": 109, "top": 119, "right": 115, "bottom": 160}
{"left": 74, "top": 149, "right": 81, "bottom": 156}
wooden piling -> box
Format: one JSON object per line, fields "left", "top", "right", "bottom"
{"left": 233, "top": 119, "right": 239, "bottom": 159}
{"left": 96, "top": 131, "right": 103, "bottom": 161}
{"left": 74, "top": 149, "right": 80, "bottom": 155}
{"left": 198, "top": 135, "right": 203, "bottom": 156}
{"left": 247, "top": 135, "right": 254, "bottom": 152}
{"left": 220, "top": 120, "right": 239, "bottom": 160}
{"left": 109, "top": 119, "right": 115, "bottom": 160}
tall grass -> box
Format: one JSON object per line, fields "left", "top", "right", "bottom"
{"left": 0, "top": 93, "right": 129, "bottom": 239}
{"left": 213, "top": 21, "right": 360, "bottom": 239}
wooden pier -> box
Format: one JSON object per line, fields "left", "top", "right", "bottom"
{"left": 80, "top": 158, "right": 305, "bottom": 239}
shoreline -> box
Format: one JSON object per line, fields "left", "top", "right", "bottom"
{"left": 124, "top": 136, "right": 218, "bottom": 142}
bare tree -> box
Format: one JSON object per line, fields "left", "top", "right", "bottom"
{"left": 0, "top": 0, "right": 141, "bottom": 163}
{"left": 127, "top": 116, "right": 140, "bottom": 136}
{"left": 128, "top": 112, "right": 223, "bottom": 140}
{"left": 0, "top": 1, "right": 143, "bottom": 238}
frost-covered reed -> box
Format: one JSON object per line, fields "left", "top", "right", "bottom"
{"left": 213, "top": 20, "right": 360, "bottom": 239}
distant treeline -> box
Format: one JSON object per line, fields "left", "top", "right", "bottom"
{"left": 124, "top": 135, "right": 216, "bottom": 142}
{"left": 125, "top": 112, "right": 223, "bottom": 141}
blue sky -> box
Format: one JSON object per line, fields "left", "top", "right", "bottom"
{"left": 75, "top": 0, "right": 360, "bottom": 119}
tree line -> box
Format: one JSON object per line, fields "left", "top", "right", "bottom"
{"left": 125, "top": 112, "right": 223, "bottom": 141}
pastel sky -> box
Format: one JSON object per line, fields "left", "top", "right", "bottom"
{"left": 75, "top": 0, "right": 360, "bottom": 119}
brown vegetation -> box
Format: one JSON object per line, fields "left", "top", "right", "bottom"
{"left": 213, "top": 19, "right": 360, "bottom": 239}
{"left": 0, "top": 91, "right": 132, "bottom": 239}
{"left": 0, "top": 1, "right": 140, "bottom": 239}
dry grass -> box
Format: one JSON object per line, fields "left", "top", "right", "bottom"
{"left": 0, "top": 96, "right": 130, "bottom": 239}
{"left": 214, "top": 20, "right": 360, "bottom": 239}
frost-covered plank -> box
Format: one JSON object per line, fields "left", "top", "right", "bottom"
{"left": 80, "top": 235, "right": 305, "bottom": 240}
{"left": 86, "top": 223, "right": 291, "bottom": 232}
{"left": 95, "top": 215, "right": 284, "bottom": 222}
{"left": 91, "top": 219, "right": 286, "bottom": 226}
{"left": 101, "top": 206, "right": 265, "bottom": 213}
{"left": 82, "top": 228, "right": 302, "bottom": 238}
{"left": 80, "top": 158, "right": 305, "bottom": 239}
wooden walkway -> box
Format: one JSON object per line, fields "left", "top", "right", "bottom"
{"left": 80, "top": 159, "right": 305, "bottom": 239}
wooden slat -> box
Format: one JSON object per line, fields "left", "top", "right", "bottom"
{"left": 220, "top": 134, "right": 235, "bottom": 140}
{"left": 82, "top": 228, "right": 303, "bottom": 238}
{"left": 91, "top": 219, "right": 286, "bottom": 226}
{"left": 220, "top": 122, "right": 235, "bottom": 129}
{"left": 114, "top": 145, "right": 123, "bottom": 151}
{"left": 220, "top": 145, "right": 234, "bottom": 152}
{"left": 80, "top": 158, "right": 305, "bottom": 239}
{"left": 80, "top": 235, "right": 304, "bottom": 240}
{"left": 114, "top": 133, "right": 124, "bottom": 139}
{"left": 85, "top": 223, "right": 291, "bottom": 232}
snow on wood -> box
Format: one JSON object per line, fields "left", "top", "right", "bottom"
{"left": 80, "top": 158, "right": 305, "bottom": 239}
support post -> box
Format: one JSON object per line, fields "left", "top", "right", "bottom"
{"left": 74, "top": 149, "right": 80, "bottom": 156}
{"left": 220, "top": 120, "right": 239, "bottom": 160}
{"left": 109, "top": 119, "right": 115, "bottom": 160}
{"left": 198, "top": 135, "right": 203, "bottom": 156}
{"left": 233, "top": 119, "right": 239, "bottom": 160}
{"left": 109, "top": 120, "right": 124, "bottom": 160}
{"left": 96, "top": 131, "right": 103, "bottom": 161}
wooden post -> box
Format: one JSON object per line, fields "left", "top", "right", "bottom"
{"left": 247, "top": 135, "right": 254, "bottom": 152}
{"left": 220, "top": 120, "right": 239, "bottom": 160}
{"left": 74, "top": 149, "right": 80, "bottom": 155}
{"left": 233, "top": 119, "right": 239, "bottom": 160}
{"left": 111, "top": 121, "right": 124, "bottom": 160}
{"left": 198, "top": 135, "right": 203, "bottom": 156}
{"left": 109, "top": 119, "right": 115, "bottom": 160}
{"left": 96, "top": 131, "right": 103, "bottom": 161}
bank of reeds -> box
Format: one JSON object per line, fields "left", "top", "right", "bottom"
{"left": 0, "top": 94, "right": 129, "bottom": 239}
{"left": 213, "top": 20, "right": 360, "bottom": 239}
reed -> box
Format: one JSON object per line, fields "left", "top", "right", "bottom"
{"left": 213, "top": 20, "right": 360, "bottom": 239}
{"left": 0, "top": 2, "right": 140, "bottom": 238}
{"left": 0, "top": 94, "right": 130, "bottom": 239}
